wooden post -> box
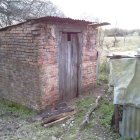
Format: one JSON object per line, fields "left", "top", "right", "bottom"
{"left": 114, "top": 105, "right": 119, "bottom": 133}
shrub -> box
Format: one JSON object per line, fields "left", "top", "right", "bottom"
{"left": 97, "top": 59, "right": 110, "bottom": 84}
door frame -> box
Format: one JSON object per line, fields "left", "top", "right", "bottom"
{"left": 58, "top": 30, "right": 83, "bottom": 101}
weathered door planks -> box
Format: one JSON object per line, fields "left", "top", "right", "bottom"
{"left": 59, "top": 32, "right": 81, "bottom": 101}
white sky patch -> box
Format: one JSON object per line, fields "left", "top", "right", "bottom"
{"left": 49, "top": 0, "right": 140, "bottom": 29}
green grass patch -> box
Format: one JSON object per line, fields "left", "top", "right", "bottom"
{"left": 97, "top": 59, "right": 110, "bottom": 84}
{"left": 0, "top": 99, "right": 36, "bottom": 118}
{"left": 97, "top": 98, "right": 114, "bottom": 127}
{"left": 75, "top": 96, "right": 95, "bottom": 123}
{"left": 0, "top": 95, "right": 120, "bottom": 139}
{"left": 58, "top": 96, "right": 96, "bottom": 139}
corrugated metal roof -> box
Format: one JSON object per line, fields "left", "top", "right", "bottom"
{"left": 0, "top": 16, "right": 110, "bottom": 31}
{"left": 27, "top": 16, "right": 92, "bottom": 25}
{"left": 120, "top": 105, "right": 140, "bottom": 139}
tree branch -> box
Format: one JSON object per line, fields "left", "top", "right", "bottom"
{"left": 80, "top": 96, "right": 102, "bottom": 130}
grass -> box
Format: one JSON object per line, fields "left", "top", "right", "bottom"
{"left": 97, "top": 98, "right": 113, "bottom": 127}
{"left": 0, "top": 95, "right": 119, "bottom": 140}
{"left": 95, "top": 96, "right": 119, "bottom": 139}
{"left": 97, "top": 59, "right": 110, "bottom": 84}
{"left": 61, "top": 96, "right": 96, "bottom": 139}
{"left": 0, "top": 99, "right": 36, "bottom": 119}
{"left": 75, "top": 96, "right": 95, "bottom": 123}
{"left": 103, "top": 36, "right": 140, "bottom": 52}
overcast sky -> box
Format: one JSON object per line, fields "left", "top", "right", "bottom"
{"left": 50, "top": 0, "right": 140, "bottom": 30}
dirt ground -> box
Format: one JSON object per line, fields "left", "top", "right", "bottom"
{"left": 0, "top": 84, "right": 120, "bottom": 140}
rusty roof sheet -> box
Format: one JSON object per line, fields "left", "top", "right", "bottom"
{"left": 0, "top": 16, "right": 110, "bottom": 31}
{"left": 27, "top": 16, "right": 92, "bottom": 25}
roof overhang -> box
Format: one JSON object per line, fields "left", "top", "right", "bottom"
{"left": 0, "top": 16, "right": 110, "bottom": 31}
{"left": 88, "top": 22, "right": 110, "bottom": 28}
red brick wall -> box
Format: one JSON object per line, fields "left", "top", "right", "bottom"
{"left": 82, "top": 27, "right": 98, "bottom": 93}
{"left": 37, "top": 24, "right": 59, "bottom": 110}
{"left": 0, "top": 22, "right": 42, "bottom": 110}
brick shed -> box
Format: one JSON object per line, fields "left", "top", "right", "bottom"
{"left": 0, "top": 16, "right": 109, "bottom": 110}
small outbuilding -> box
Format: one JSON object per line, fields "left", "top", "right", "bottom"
{"left": 0, "top": 16, "right": 108, "bottom": 110}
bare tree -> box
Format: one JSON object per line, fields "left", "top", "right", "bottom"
{"left": 97, "top": 27, "right": 105, "bottom": 48}
{"left": 0, "top": 0, "right": 64, "bottom": 27}
{"left": 112, "top": 28, "right": 117, "bottom": 47}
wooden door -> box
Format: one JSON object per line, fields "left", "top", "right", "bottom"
{"left": 59, "top": 32, "right": 80, "bottom": 101}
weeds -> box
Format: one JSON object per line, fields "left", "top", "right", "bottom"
{"left": 75, "top": 96, "right": 95, "bottom": 124}
{"left": 97, "top": 59, "right": 110, "bottom": 84}
{"left": 0, "top": 94, "right": 120, "bottom": 139}
{"left": 0, "top": 99, "right": 36, "bottom": 118}
{"left": 96, "top": 97, "right": 113, "bottom": 127}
